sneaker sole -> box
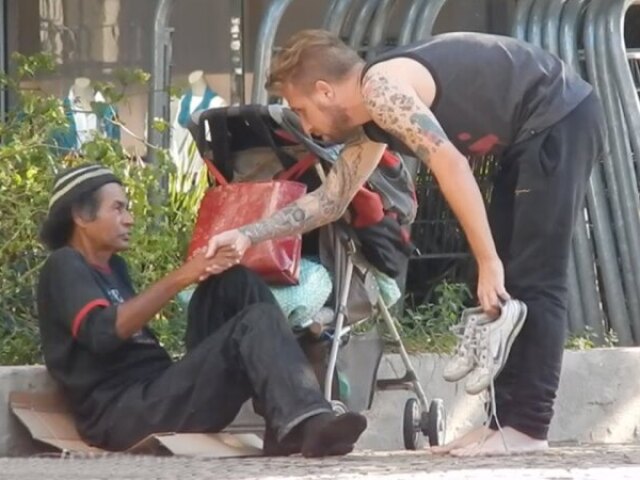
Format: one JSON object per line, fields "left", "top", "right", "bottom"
{"left": 443, "top": 363, "right": 476, "bottom": 382}
{"left": 492, "top": 301, "right": 528, "bottom": 380}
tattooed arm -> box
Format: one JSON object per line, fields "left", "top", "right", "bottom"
{"left": 238, "top": 130, "right": 385, "bottom": 243}
{"left": 362, "top": 64, "right": 508, "bottom": 313}
{"left": 204, "top": 130, "right": 385, "bottom": 262}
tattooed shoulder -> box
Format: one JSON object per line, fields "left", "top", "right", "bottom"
{"left": 361, "top": 70, "right": 394, "bottom": 114}
{"left": 361, "top": 68, "right": 448, "bottom": 167}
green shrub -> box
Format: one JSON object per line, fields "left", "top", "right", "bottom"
{"left": 398, "top": 282, "right": 472, "bottom": 354}
{"left": 0, "top": 54, "right": 205, "bottom": 365}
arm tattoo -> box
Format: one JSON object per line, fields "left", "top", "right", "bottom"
{"left": 238, "top": 202, "right": 310, "bottom": 244}
{"left": 362, "top": 70, "right": 447, "bottom": 167}
{"left": 239, "top": 130, "right": 383, "bottom": 244}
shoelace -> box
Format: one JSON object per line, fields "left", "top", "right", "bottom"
{"left": 464, "top": 301, "right": 526, "bottom": 454}
{"left": 450, "top": 319, "right": 478, "bottom": 359}
{"left": 489, "top": 302, "right": 519, "bottom": 453}
{"left": 472, "top": 323, "right": 494, "bottom": 371}
{"left": 464, "top": 380, "right": 509, "bottom": 455}
{"left": 450, "top": 303, "right": 522, "bottom": 454}
{"left": 465, "top": 323, "right": 510, "bottom": 455}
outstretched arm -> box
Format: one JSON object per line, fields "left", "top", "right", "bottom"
{"left": 239, "top": 131, "right": 385, "bottom": 243}
{"left": 114, "top": 249, "right": 239, "bottom": 339}
{"left": 362, "top": 65, "right": 508, "bottom": 313}
{"left": 49, "top": 248, "right": 239, "bottom": 354}
{"left": 205, "top": 131, "right": 385, "bottom": 257}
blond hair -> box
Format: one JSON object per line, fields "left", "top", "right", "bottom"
{"left": 266, "top": 29, "right": 363, "bottom": 94}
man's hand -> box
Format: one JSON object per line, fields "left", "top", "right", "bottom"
{"left": 178, "top": 248, "right": 241, "bottom": 284}
{"left": 205, "top": 229, "right": 251, "bottom": 259}
{"left": 477, "top": 257, "right": 510, "bottom": 317}
{"left": 202, "top": 230, "right": 250, "bottom": 279}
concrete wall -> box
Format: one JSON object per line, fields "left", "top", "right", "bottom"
{"left": 2, "top": 348, "right": 640, "bottom": 456}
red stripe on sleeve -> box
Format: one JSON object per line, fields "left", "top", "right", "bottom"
{"left": 71, "top": 299, "right": 110, "bottom": 339}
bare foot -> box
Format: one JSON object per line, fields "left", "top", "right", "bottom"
{"left": 430, "top": 425, "right": 493, "bottom": 455}
{"left": 450, "top": 427, "right": 549, "bottom": 457}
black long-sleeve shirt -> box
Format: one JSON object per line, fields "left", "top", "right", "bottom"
{"left": 36, "top": 247, "right": 171, "bottom": 436}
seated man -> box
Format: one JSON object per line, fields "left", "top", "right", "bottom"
{"left": 36, "top": 163, "right": 366, "bottom": 457}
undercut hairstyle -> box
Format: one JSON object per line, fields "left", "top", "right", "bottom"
{"left": 266, "top": 29, "right": 363, "bottom": 94}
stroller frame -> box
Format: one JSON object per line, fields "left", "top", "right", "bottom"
{"left": 321, "top": 222, "right": 446, "bottom": 449}
{"left": 303, "top": 143, "right": 446, "bottom": 450}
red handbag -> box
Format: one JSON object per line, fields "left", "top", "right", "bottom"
{"left": 187, "top": 158, "right": 310, "bottom": 285}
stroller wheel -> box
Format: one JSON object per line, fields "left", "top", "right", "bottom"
{"left": 423, "top": 398, "right": 446, "bottom": 447}
{"left": 331, "top": 400, "right": 349, "bottom": 415}
{"left": 403, "top": 398, "right": 423, "bottom": 450}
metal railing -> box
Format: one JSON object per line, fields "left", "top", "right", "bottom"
{"left": 514, "top": 0, "right": 640, "bottom": 345}
{"left": 147, "top": 0, "right": 174, "bottom": 163}
{"left": 251, "top": 0, "right": 447, "bottom": 104}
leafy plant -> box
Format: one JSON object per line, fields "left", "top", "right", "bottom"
{"left": 0, "top": 54, "right": 206, "bottom": 365}
{"left": 565, "top": 326, "right": 619, "bottom": 350}
{"left": 397, "top": 282, "right": 472, "bottom": 354}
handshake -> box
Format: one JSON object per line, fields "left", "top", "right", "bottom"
{"left": 443, "top": 299, "right": 528, "bottom": 395}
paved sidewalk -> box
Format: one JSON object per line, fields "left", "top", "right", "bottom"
{"left": 2, "top": 444, "right": 640, "bottom": 479}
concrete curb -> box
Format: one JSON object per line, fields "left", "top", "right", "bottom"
{"left": 2, "top": 348, "right": 639, "bottom": 456}
{"left": 359, "top": 348, "right": 640, "bottom": 450}
{"left": 0, "top": 366, "right": 59, "bottom": 456}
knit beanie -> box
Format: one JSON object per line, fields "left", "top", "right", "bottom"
{"left": 48, "top": 164, "right": 121, "bottom": 215}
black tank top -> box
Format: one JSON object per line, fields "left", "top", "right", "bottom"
{"left": 362, "top": 32, "right": 592, "bottom": 157}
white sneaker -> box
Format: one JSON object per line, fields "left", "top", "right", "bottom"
{"left": 443, "top": 307, "right": 490, "bottom": 382}
{"left": 465, "top": 299, "right": 528, "bottom": 395}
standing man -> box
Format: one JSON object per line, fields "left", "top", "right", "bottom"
{"left": 206, "top": 30, "right": 604, "bottom": 455}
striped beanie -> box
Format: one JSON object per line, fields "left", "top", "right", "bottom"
{"left": 48, "top": 164, "right": 121, "bottom": 214}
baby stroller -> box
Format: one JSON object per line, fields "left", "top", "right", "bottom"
{"left": 187, "top": 105, "right": 446, "bottom": 449}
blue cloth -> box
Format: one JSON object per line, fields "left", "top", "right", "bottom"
{"left": 177, "top": 87, "right": 218, "bottom": 128}
{"left": 53, "top": 94, "right": 120, "bottom": 152}
{"left": 372, "top": 269, "right": 401, "bottom": 308}
{"left": 177, "top": 258, "right": 333, "bottom": 331}
{"left": 270, "top": 258, "right": 333, "bottom": 330}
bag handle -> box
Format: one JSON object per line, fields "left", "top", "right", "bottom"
{"left": 203, "top": 152, "right": 317, "bottom": 186}
{"left": 208, "top": 109, "right": 234, "bottom": 181}
{"left": 203, "top": 156, "right": 229, "bottom": 186}
{"left": 277, "top": 153, "right": 317, "bottom": 181}
{"left": 202, "top": 107, "right": 315, "bottom": 185}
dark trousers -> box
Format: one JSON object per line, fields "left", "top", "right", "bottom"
{"left": 101, "top": 266, "right": 331, "bottom": 450}
{"left": 489, "top": 93, "right": 605, "bottom": 439}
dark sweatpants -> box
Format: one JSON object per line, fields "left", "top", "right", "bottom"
{"left": 488, "top": 93, "right": 605, "bottom": 439}
{"left": 100, "top": 266, "right": 331, "bottom": 451}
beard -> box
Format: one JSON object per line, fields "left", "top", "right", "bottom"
{"left": 318, "top": 104, "right": 360, "bottom": 144}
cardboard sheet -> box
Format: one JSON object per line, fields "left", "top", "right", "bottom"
{"left": 9, "top": 391, "right": 263, "bottom": 457}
